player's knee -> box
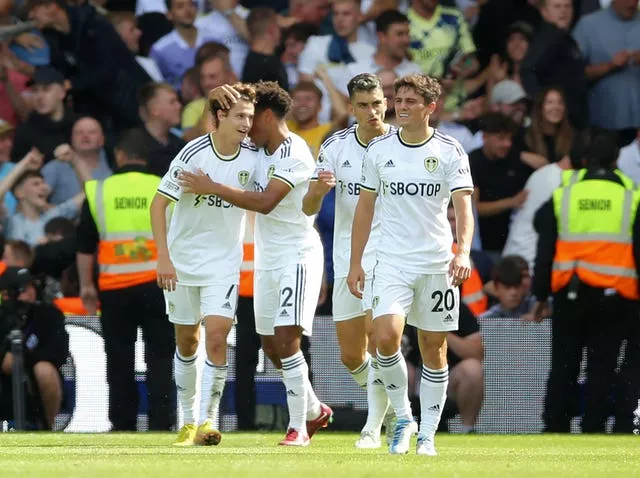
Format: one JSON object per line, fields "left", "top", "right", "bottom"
{"left": 175, "top": 334, "right": 199, "bottom": 357}
{"left": 205, "top": 329, "right": 228, "bottom": 355}
{"left": 375, "top": 330, "right": 402, "bottom": 355}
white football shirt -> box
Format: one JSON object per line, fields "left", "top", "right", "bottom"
{"left": 254, "top": 133, "right": 323, "bottom": 271}
{"left": 315, "top": 124, "right": 396, "bottom": 278}
{"left": 360, "top": 129, "right": 474, "bottom": 274}
{"left": 157, "top": 134, "right": 257, "bottom": 285}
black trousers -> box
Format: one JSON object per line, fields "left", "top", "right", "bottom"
{"left": 234, "top": 295, "right": 313, "bottom": 430}
{"left": 543, "top": 283, "right": 637, "bottom": 433}
{"left": 100, "top": 281, "right": 176, "bottom": 431}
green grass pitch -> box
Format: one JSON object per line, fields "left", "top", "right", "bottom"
{"left": 1, "top": 432, "right": 639, "bottom": 477}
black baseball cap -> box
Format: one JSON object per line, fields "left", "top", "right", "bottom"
{"left": 26, "top": 66, "right": 65, "bottom": 87}
{"left": 507, "top": 21, "right": 534, "bottom": 40}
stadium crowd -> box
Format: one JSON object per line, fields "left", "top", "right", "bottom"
{"left": 0, "top": 0, "right": 638, "bottom": 437}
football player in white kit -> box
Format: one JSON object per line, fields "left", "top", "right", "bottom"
{"left": 179, "top": 81, "right": 331, "bottom": 447}
{"left": 348, "top": 74, "right": 475, "bottom": 455}
{"left": 150, "top": 83, "right": 258, "bottom": 447}
{"left": 302, "top": 73, "right": 396, "bottom": 449}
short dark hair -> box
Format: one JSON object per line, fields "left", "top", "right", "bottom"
{"left": 44, "top": 217, "right": 76, "bottom": 238}
{"left": 479, "top": 112, "right": 518, "bottom": 135}
{"left": 24, "top": 0, "right": 65, "bottom": 14}
{"left": 347, "top": 73, "right": 382, "bottom": 99}
{"left": 375, "top": 9, "right": 409, "bottom": 33}
{"left": 4, "top": 240, "right": 34, "bottom": 268}
{"left": 12, "top": 170, "right": 43, "bottom": 196}
{"left": 195, "top": 41, "right": 230, "bottom": 67}
{"left": 586, "top": 130, "right": 621, "bottom": 170}
{"left": 115, "top": 128, "right": 150, "bottom": 162}
{"left": 208, "top": 82, "right": 257, "bottom": 120}
{"left": 394, "top": 74, "right": 441, "bottom": 104}
{"left": 254, "top": 81, "right": 292, "bottom": 119}
{"left": 247, "top": 7, "right": 278, "bottom": 39}
{"left": 493, "top": 256, "right": 526, "bottom": 286}
{"left": 292, "top": 81, "right": 323, "bottom": 101}
{"left": 137, "top": 82, "right": 175, "bottom": 110}
{"left": 283, "top": 22, "right": 318, "bottom": 43}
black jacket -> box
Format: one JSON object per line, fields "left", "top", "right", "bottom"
{"left": 11, "top": 110, "right": 77, "bottom": 163}
{"left": 43, "top": 5, "right": 150, "bottom": 129}
{"left": 533, "top": 169, "right": 640, "bottom": 301}
{"left": 520, "top": 21, "right": 588, "bottom": 129}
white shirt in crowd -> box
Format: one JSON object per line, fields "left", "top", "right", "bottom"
{"left": 315, "top": 124, "right": 396, "bottom": 277}
{"left": 254, "top": 133, "right": 323, "bottom": 271}
{"left": 361, "top": 129, "right": 474, "bottom": 273}
{"left": 617, "top": 138, "right": 640, "bottom": 184}
{"left": 157, "top": 134, "right": 257, "bottom": 285}
{"left": 502, "top": 163, "right": 564, "bottom": 269}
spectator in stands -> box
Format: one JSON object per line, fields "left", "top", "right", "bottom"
{"left": 618, "top": 128, "right": 640, "bottom": 182}
{"left": 297, "top": 0, "right": 376, "bottom": 83}
{"left": 195, "top": 0, "right": 250, "bottom": 79}
{"left": 480, "top": 255, "right": 534, "bottom": 318}
{"left": 4, "top": 152, "right": 84, "bottom": 246}
{"left": 150, "top": 0, "right": 214, "bottom": 90}
{"left": 2, "top": 239, "right": 33, "bottom": 267}
{"left": 42, "top": 117, "right": 113, "bottom": 205}
{"left": 110, "top": 11, "right": 164, "bottom": 82}
{"left": 338, "top": 9, "right": 422, "bottom": 93}
{"left": 27, "top": 0, "right": 152, "bottom": 131}
{"left": 287, "top": 75, "right": 348, "bottom": 158}
{"left": 486, "top": 21, "right": 533, "bottom": 88}
{"left": 181, "top": 50, "right": 235, "bottom": 138}
{"left": 136, "top": 82, "right": 184, "bottom": 176}
{"left": 0, "top": 42, "right": 31, "bottom": 126}
{"left": 378, "top": 68, "right": 398, "bottom": 126}
{"left": 488, "top": 79, "right": 529, "bottom": 129}
{"left": 242, "top": 7, "right": 289, "bottom": 90}
{"left": 407, "top": 0, "right": 478, "bottom": 79}
{"left": 430, "top": 91, "right": 477, "bottom": 153}
{"left": 287, "top": 0, "right": 331, "bottom": 30}
{"left": 471, "top": 112, "right": 532, "bottom": 259}
{"left": 10, "top": 67, "right": 76, "bottom": 164}
{"left": 0, "top": 119, "right": 17, "bottom": 216}
{"left": 180, "top": 65, "right": 201, "bottom": 104}
{"left": 280, "top": 22, "right": 317, "bottom": 90}
{"left": 30, "top": 216, "right": 78, "bottom": 292}
{"left": 572, "top": 0, "right": 640, "bottom": 145}
{"left": 520, "top": 0, "right": 588, "bottom": 128}
{"left": 521, "top": 87, "right": 575, "bottom": 168}
{"left": 0, "top": 267, "right": 69, "bottom": 430}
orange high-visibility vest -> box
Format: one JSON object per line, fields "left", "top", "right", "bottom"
{"left": 54, "top": 297, "right": 97, "bottom": 316}
{"left": 85, "top": 172, "right": 160, "bottom": 291}
{"left": 452, "top": 243, "right": 488, "bottom": 316}
{"left": 551, "top": 169, "right": 640, "bottom": 300}
{"left": 240, "top": 212, "right": 255, "bottom": 297}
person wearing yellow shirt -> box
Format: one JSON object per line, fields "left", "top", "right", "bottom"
{"left": 287, "top": 67, "right": 349, "bottom": 159}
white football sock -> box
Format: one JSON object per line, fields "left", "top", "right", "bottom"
{"left": 281, "top": 351, "right": 308, "bottom": 433}
{"left": 377, "top": 349, "right": 412, "bottom": 421}
{"left": 174, "top": 349, "right": 197, "bottom": 425}
{"left": 419, "top": 365, "right": 449, "bottom": 438}
{"left": 349, "top": 355, "right": 370, "bottom": 389}
{"left": 306, "top": 374, "right": 322, "bottom": 420}
{"left": 199, "top": 360, "right": 228, "bottom": 424}
{"left": 362, "top": 356, "right": 390, "bottom": 433}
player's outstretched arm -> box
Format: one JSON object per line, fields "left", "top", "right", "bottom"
{"left": 179, "top": 169, "right": 291, "bottom": 214}
{"left": 150, "top": 193, "right": 178, "bottom": 291}
{"left": 347, "top": 190, "right": 376, "bottom": 299}
{"left": 302, "top": 170, "right": 336, "bottom": 216}
{"left": 450, "top": 190, "right": 474, "bottom": 287}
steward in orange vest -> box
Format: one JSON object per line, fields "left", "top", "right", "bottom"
{"left": 531, "top": 131, "right": 640, "bottom": 434}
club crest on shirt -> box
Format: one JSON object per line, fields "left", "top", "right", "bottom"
{"left": 268, "top": 164, "right": 276, "bottom": 179}
{"left": 238, "top": 170, "right": 250, "bottom": 186}
{"left": 424, "top": 157, "right": 439, "bottom": 173}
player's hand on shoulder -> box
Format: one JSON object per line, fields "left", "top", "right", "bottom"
{"left": 316, "top": 170, "right": 336, "bottom": 193}
{"left": 178, "top": 168, "right": 216, "bottom": 195}
{"left": 157, "top": 255, "right": 178, "bottom": 292}
{"left": 347, "top": 265, "right": 365, "bottom": 299}
{"left": 449, "top": 250, "right": 471, "bottom": 287}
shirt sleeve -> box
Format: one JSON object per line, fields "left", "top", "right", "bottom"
{"left": 571, "top": 18, "right": 590, "bottom": 59}
{"left": 532, "top": 199, "right": 557, "bottom": 301}
{"left": 298, "top": 36, "right": 321, "bottom": 76}
{"left": 359, "top": 148, "right": 380, "bottom": 193}
{"left": 76, "top": 199, "right": 100, "bottom": 254}
{"left": 271, "top": 155, "right": 314, "bottom": 189}
{"left": 157, "top": 147, "right": 196, "bottom": 202}
{"left": 312, "top": 143, "right": 336, "bottom": 180}
{"left": 45, "top": 197, "right": 80, "bottom": 221}
{"left": 457, "top": 13, "right": 476, "bottom": 54}
{"left": 445, "top": 143, "right": 474, "bottom": 193}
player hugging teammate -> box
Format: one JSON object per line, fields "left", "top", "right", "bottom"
{"left": 151, "top": 72, "right": 474, "bottom": 456}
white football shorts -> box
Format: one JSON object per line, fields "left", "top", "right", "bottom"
{"left": 332, "top": 276, "right": 373, "bottom": 322}
{"left": 164, "top": 283, "right": 238, "bottom": 325}
{"left": 254, "top": 260, "right": 323, "bottom": 336}
{"left": 371, "top": 262, "right": 459, "bottom": 332}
